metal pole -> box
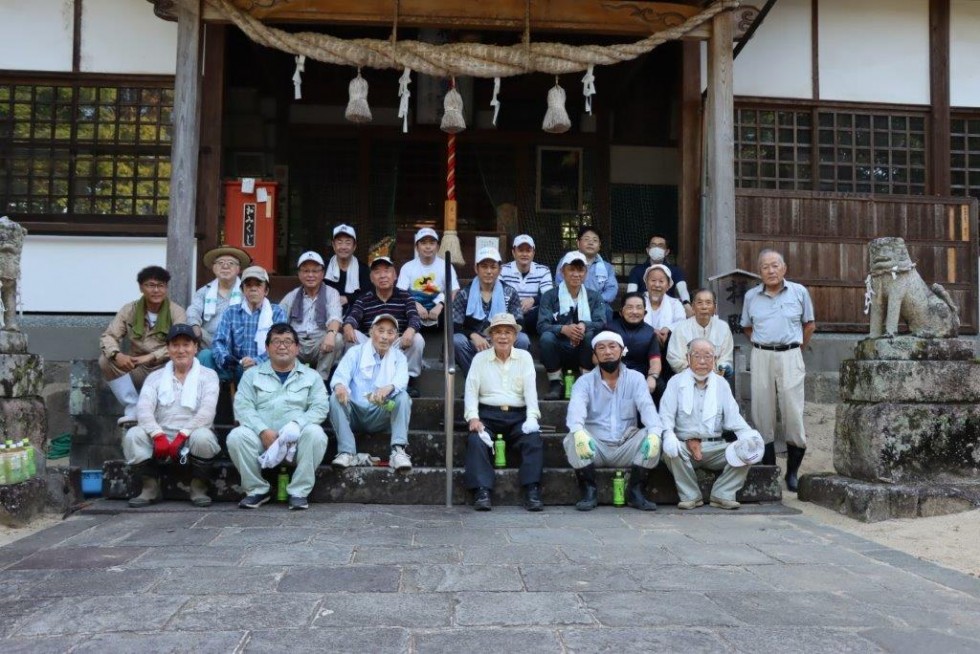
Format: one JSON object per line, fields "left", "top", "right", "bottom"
{"left": 443, "top": 254, "right": 456, "bottom": 507}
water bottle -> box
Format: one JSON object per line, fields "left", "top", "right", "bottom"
{"left": 22, "top": 440, "right": 36, "bottom": 478}
{"left": 612, "top": 470, "right": 626, "bottom": 507}
{"left": 277, "top": 467, "right": 289, "bottom": 501}
{"left": 6, "top": 440, "right": 23, "bottom": 484}
{"left": 563, "top": 369, "right": 574, "bottom": 399}
{"left": 494, "top": 434, "right": 507, "bottom": 468}
{"left": 0, "top": 444, "right": 8, "bottom": 485}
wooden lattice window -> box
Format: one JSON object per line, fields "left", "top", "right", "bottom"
{"left": 951, "top": 116, "right": 980, "bottom": 200}
{"left": 0, "top": 77, "right": 173, "bottom": 222}
{"left": 735, "top": 108, "right": 813, "bottom": 190}
{"left": 816, "top": 111, "right": 926, "bottom": 195}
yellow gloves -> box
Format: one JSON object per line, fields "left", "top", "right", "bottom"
{"left": 573, "top": 430, "right": 595, "bottom": 460}
{"left": 641, "top": 433, "right": 661, "bottom": 460}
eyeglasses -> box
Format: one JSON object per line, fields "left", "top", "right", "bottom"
{"left": 142, "top": 282, "right": 167, "bottom": 290}
{"left": 214, "top": 258, "right": 240, "bottom": 267}
{"left": 270, "top": 339, "right": 296, "bottom": 347}
{"left": 689, "top": 353, "right": 716, "bottom": 362}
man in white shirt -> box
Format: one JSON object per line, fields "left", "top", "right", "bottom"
{"left": 463, "top": 313, "right": 542, "bottom": 512}
{"left": 330, "top": 313, "right": 413, "bottom": 473}
{"left": 499, "top": 234, "right": 553, "bottom": 335}
{"left": 279, "top": 251, "right": 344, "bottom": 382}
{"left": 659, "top": 338, "right": 764, "bottom": 509}
{"left": 666, "top": 289, "right": 735, "bottom": 382}
{"left": 396, "top": 227, "right": 459, "bottom": 328}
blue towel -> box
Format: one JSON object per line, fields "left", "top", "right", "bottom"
{"left": 465, "top": 278, "right": 506, "bottom": 321}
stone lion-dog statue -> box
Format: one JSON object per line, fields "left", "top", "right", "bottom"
{"left": 864, "top": 236, "right": 959, "bottom": 338}
{"left": 0, "top": 216, "right": 26, "bottom": 332}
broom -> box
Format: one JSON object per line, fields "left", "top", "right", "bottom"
{"left": 438, "top": 128, "right": 465, "bottom": 265}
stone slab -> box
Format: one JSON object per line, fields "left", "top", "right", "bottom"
{"left": 853, "top": 336, "right": 975, "bottom": 361}
{"left": 0, "top": 476, "right": 49, "bottom": 527}
{"left": 0, "top": 397, "right": 46, "bottom": 450}
{"left": 798, "top": 473, "right": 980, "bottom": 522}
{"left": 834, "top": 403, "right": 980, "bottom": 482}
{"left": 0, "top": 330, "right": 28, "bottom": 354}
{"left": 0, "top": 352, "right": 42, "bottom": 398}
{"left": 840, "top": 359, "right": 980, "bottom": 403}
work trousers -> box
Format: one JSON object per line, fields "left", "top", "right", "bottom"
{"left": 464, "top": 406, "right": 543, "bottom": 490}
{"left": 750, "top": 347, "right": 806, "bottom": 448}
{"left": 297, "top": 331, "right": 344, "bottom": 381}
{"left": 563, "top": 427, "right": 660, "bottom": 470}
{"left": 539, "top": 330, "right": 596, "bottom": 373}
{"left": 328, "top": 393, "right": 411, "bottom": 454}
{"left": 662, "top": 439, "right": 749, "bottom": 502}
{"left": 226, "top": 423, "right": 328, "bottom": 498}
{"left": 122, "top": 427, "right": 220, "bottom": 465}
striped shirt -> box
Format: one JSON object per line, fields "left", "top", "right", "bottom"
{"left": 344, "top": 288, "right": 423, "bottom": 334}
{"left": 499, "top": 261, "right": 554, "bottom": 302}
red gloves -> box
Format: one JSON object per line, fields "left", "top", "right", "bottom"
{"left": 152, "top": 433, "right": 171, "bottom": 460}
{"left": 169, "top": 432, "right": 189, "bottom": 460}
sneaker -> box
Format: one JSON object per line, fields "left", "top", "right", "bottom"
{"left": 332, "top": 452, "right": 356, "bottom": 469}
{"left": 473, "top": 488, "right": 492, "bottom": 511}
{"left": 677, "top": 498, "right": 704, "bottom": 510}
{"left": 288, "top": 495, "right": 309, "bottom": 510}
{"left": 709, "top": 496, "right": 741, "bottom": 510}
{"left": 238, "top": 492, "right": 271, "bottom": 509}
{"left": 390, "top": 446, "right": 412, "bottom": 473}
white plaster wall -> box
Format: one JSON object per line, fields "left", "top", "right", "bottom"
{"left": 80, "top": 0, "right": 177, "bottom": 74}
{"left": 734, "top": 0, "right": 813, "bottom": 99}
{"left": 951, "top": 0, "right": 980, "bottom": 108}
{"left": 818, "top": 0, "right": 929, "bottom": 104}
{"left": 22, "top": 236, "right": 194, "bottom": 313}
{"left": 610, "top": 146, "right": 679, "bottom": 185}
{"left": 0, "top": 0, "right": 74, "bottom": 72}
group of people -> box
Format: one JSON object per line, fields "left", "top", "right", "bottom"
{"left": 99, "top": 220, "right": 814, "bottom": 510}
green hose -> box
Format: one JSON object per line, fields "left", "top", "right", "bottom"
{"left": 47, "top": 433, "right": 72, "bottom": 459}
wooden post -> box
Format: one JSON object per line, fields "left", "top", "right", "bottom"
{"left": 166, "top": 0, "right": 203, "bottom": 306}
{"left": 929, "top": 0, "right": 951, "bottom": 196}
{"left": 196, "top": 23, "right": 226, "bottom": 288}
{"left": 679, "top": 40, "right": 702, "bottom": 285}
{"left": 703, "top": 10, "right": 736, "bottom": 282}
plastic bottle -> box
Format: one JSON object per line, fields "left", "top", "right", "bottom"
{"left": 0, "top": 444, "right": 8, "bottom": 485}
{"left": 22, "top": 439, "right": 36, "bottom": 478}
{"left": 494, "top": 434, "right": 506, "bottom": 468}
{"left": 277, "top": 467, "right": 289, "bottom": 501}
{"left": 5, "top": 439, "right": 23, "bottom": 484}
{"left": 612, "top": 470, "right": 626, "bottom": 506}
{"left": 563, "top": 370, "right": 574, "bottom": 400}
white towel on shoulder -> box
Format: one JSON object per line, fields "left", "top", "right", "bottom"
{"left": 678, "top": 370, "right": 718, "bottom": 428}
{"left": 156, "top": 359, "right": 201, "bottom": 410}
{"left": 325, "top": 255, "right": 361, "bottom": 294}
{"left": 203, "top": 278, "right": 242, "bottom": 321}
{"left": 248, "top": 298, "right": 275, "bottom": 353}
{"left": 358, "top": 341, "right": 397, "bottom": 389}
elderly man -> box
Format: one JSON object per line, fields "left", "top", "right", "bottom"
{"left": 227, "top": 323, "right": 329, "bottom": 510}
{"left": 660, "top": 338, "right": 764, "bottom": 510}
{"left": 463, "top": 313, "right": 543, "bottom": 512}
{"left": 499, "top": 234, "right": 553, "bottom": 335}
{"left": 453, "top": 247, "right": 529, "bottom": 377}
{"left": 123, "top": 324, "right": 220, "bottom": 508}
{"left": 343, "top": 256, "right": 424, "bottom": 397}
{"left": 324, "top": 224, "right": 373, "bottom": 316}
{"left": 626, "top": 233, "right": 693, "bottom": 316}
{"left": 564, "top": 331, "right": 663, "bottom": 511}
{"left": 666, "top": 289, "right": 734, "bottom": 382}
{"left": 554, "top": 226, "right": 618, "bottom": 311}
{"left": 539, "top": 251, "right": 606, "bottom": 399}
{"left": 279, "top": 251, "right": 344, "bottom": 382}
{"left": 397, "top": 227, "right": 459, "bottom": 328}
{"left": 186, "top": 245, "right": 251, "bottom": 377}
{"left": 740, "top": 248, "right": 816, "bottom": 491}
{"left": 211, "top": 266, "right": 287, "bottom": 384}
{"left": 100, "top": 266, "right": 187, "bottom": 424}
{"left": 329, "top": 313, "right": 412, "bottom": 472}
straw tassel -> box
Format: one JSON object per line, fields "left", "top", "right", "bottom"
{"left": 440, "top": 77, "right": 466, "bottom": 134}
{"left": 542, "top": 79, "right": 571, "bottom": 134}
{"left": 345, "top": 69, "right": 372, "bottom": 124}
{"left": 490, "top": 77, "right": 501, "bottom": 126}
{"left": 582, "top": 64, "right": 596, "bottom": 114}
{"left": 292, "top": 55, "right": 306, "bottom": 100}
{"left": 397, "top": 68, "right": 412, "bottom": 133}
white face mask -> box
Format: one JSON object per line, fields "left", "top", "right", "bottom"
{"left": 693, "top": 371, "right": 711, "bottom": 382}
{"left": 648, "top": 247, "right": 666, "bottom": 262}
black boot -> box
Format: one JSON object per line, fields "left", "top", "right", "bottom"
{"left": 544, "top": 379, "right": 564, "bottom": 400}
{"left": 785, "top": 445, "right": 806, "bottom": 492}
{"left": 523, "top": 483, "right": 543, "bottom": 512}
{"left": 626, "top": 465, "right": 657, "bottom": 511}
{"left": 128, "top": 459, "right": 161, "bottom": 508}
{"left": 575, "top": 465, "right": 598, "bottom": 511}
{"left": 188, "top": 455, "right": 214, "bottom": 507}
{"left": 762, "top": 442, "right": 776, "bottom": 466}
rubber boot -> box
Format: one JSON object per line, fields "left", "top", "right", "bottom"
{"left": 762, "top": 442, "right": 776, "bottom": 466}
{"left": 128, "top": 460, "right": 161, "bottom": 508}
{"left": 107, "top": 374, "right": 139, "bottom": 425}
{"left": 785, "top": 444, "right": 806, "bottom": 492}
{"left": 189, "top": 455, "right": 214, "bottom": 507}
{"left": 575, "top": 465, "right": 598, "bottom": 511}
{"left": 626, "top": 465, "right": 657, "bottom": 511}
{"left": 544, "top": 379, "right": 564, "bottom": 401}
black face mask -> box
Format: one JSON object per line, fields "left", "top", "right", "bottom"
{"left": 598, "top": 359, "right": 620, "bottom": 373}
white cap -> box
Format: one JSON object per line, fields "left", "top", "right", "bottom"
{"left": 560, "top": 251, "right": 588, "bottom": 268}
{"left": 297, "top": 251, "right": 324, "bottom": 268}
{"left": 369, "top": 256, "right": 395, "bottom": 268}
{"left": 414, "top": 227, "right": 439, "bottom": 243}
{"left": 475, "top": 247, "right": 502, "bottom": 263}
{"left": 725, "top": 433, "right": 765, "bottom": 467}
{"left": 333, "top": 224, "right": 356, "bottom": 239}
{"left": 513, "top": 234, "right": 536, "bottom": 249}
{"left": 370, "top": 313, "right": 400, "bottom": 330}
{"left": 591, "top": 330, "right": 625, "bottom": 350}
{"left": 644, "top": 263, "right": 674, "bottom": 290}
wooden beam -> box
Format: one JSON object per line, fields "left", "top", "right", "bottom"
{"left": 195, "top": 22, "right": 226, "bottom": 288}
{"left": 166, "top": 0, "right": 203, "bottom": 306}
{"left": 678, "top": 39, "right": 701, "bottom": 284}
{"left": 929, "top": 0, "right": 951, "bottom": 196}
{"left": 703, "top": 10, "right": 736, "bottom": 282}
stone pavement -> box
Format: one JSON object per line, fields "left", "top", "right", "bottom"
{"left": 2, "top": 502, "right": 980, "bottom": 653}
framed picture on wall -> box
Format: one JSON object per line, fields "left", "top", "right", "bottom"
{"left": 536, "top": 146, "right": 583, "bottom": 213}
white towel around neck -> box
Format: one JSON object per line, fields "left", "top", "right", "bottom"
{"left": 157, "top": 358, "right": 201, "bottom": 410}
{"left": 325, "top": 255, "right": 361, "bottom": 294}
{"left": 246, "top": 298, "right": 275, "bottom": 352}
{"left": 203, "top": 278, "right": 243, "bottom": 321}
{"left": 358, "top": 340, "right": 397, "bottom": 389}
{"left": 678, "top": 369, "right": 718, "bottom": 428}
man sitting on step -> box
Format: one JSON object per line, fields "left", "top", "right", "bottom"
{"left": 227, "top": 323, "right": 329, "bottom": 510}
{"left": 329, "top": 313, "right": 413, "bottom": 473}
{"left": 279, "top": 251, "right": 345, "bottom": 383}
{"left": 563, "top": 331, "right": 663, "bottom": 511}
{"left": 124, "top": 324, "right": 220, "bottom": 508}
{"left": 659, "top": 338, "right": 764, "bottom": 510}
{"left": 100, "top": 265, "right": 187, "bottom": 425}
{"left": 463, "top": 313, "right": 543, "bottom": 512}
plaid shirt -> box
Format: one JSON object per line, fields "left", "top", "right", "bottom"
{"left": 452, "top": 283, "right": 523, "bottom": 337}
{"left": 211, "top": 302, "right": 287, "bottom": 369}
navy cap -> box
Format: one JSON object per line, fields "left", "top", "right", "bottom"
{"left": 166, "top": 323, "right": 199, "bottom": 344}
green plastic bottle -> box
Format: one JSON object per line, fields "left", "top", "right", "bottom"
{"left": 0, "top": 444, "right": 8, "bottom": 485}
{"left": 5, "top": 440, "right": 22, "bottom": 484}
{"left": 276, "top": 467, "right": 289, "bottom": 501}
{"left": 494, "top": 434, "right": 506, "bottom": 468}
{"left": 563, "top": 370, "right": 574, "bottom": 400}
{"left": 612, "top": 470, "right": 626, "bottom": 507}
{"left": 22, "top": 440, "right": 36, "bottom": 478}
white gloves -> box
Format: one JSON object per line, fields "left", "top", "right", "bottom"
{"left": 278, "top": 421, "right": 301, "bottom": 443}
{"left": 662, "top": 432, "right": 681, "bottom": 459}
{"left": 478, "top": 429, "right": 493, "bottom": 448}
{"left": 521, "top": 419, "right": 540, "bottom": 435}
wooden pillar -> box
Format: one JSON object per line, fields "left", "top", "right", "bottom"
{"left": 678, "top": 40, "right": 702, "bottom": 285}
{"left": 196, "top": 23, "right": 226, "bottom": 288}
{"left": 703, "top": 10, "right": 736, "bottom": 282}
{"left": 929, "top": 0, "right": 951, "bottom": 196}
{"left": 166, "top": 0, "right": 203, "bottom": 306}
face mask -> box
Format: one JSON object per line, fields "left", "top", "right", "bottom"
{"left": 648, "top": 247, "right": 666, "bottom": 262}
{"left": 598, "top": 359, "right": 620, "bottom": 373}
{"left": 693, "top": 371, "right": 711, "bottom": 382}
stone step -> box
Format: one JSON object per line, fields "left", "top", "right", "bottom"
{"left": 101, "top": 459, "right": 781, "bottom": 506}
